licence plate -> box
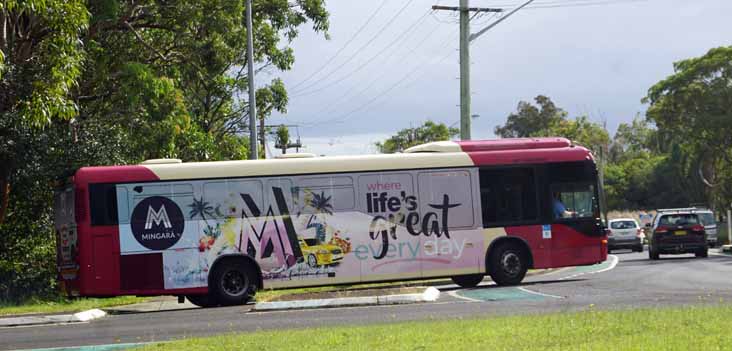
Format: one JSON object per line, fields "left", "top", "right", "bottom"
{"left": 674, "top": 230, "right": 686, "bottom": 236}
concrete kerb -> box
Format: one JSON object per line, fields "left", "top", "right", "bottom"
{"left": 0, "top": 309, "right": 106, "bottom": 328}
{"left": 252, "top": 286, "right": 441, "bottom": 312}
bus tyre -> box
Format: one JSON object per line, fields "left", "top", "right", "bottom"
{"left": 211, "top": 260, "right": 256, "bottom": 306}
{"left": 451, "top": 274, "right": 484, "bottom": 288}
{"left": 186, "top": 294, "right": 217, "bottom": 308}
{"left": 488, "top": 243, "right": 528, "bottom": 286}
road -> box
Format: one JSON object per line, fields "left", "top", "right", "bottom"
{"left": 3, "top": 250, "right": 732, "bottom": 350}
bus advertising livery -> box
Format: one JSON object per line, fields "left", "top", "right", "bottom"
{"left": 54, "top": 138, "right": 607, "bottom": 307}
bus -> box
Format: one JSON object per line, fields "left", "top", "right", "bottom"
{"left": 54, "top": 137, "right": 607, "bottom": 307}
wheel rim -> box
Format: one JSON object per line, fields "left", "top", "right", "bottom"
{"left": 500, "top": 251, "right": 522, "bottom": 277}
{"left": 221, "top": 269, "right": 248, "bottom": 297}
{"left": 308, "top": 255, "right": 317, "bottom": 267}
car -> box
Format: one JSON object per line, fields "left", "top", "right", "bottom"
{"left": 607, "top": 218, "right": 643, "bottom": 252}
{"left": 696, "top": 209, "right": 718, "bottom": 248}
{"left": 298, "top": 238, "right": 344, "bottom": 267}
{"left": 647, "top": 210, "right": 708, "bottom": 260}
{"left": 657, "top": 207, "right": 718, "bottom": 248}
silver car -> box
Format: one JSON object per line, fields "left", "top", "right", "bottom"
{"left": 608, "top": 218, "right": 644, "bottom": 252}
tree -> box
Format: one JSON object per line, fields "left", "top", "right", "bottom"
{"left": 494, "top": 95, "right": 567, "bottom": 138}
{"left": 0, "top": 0, "right": 89, "bottom": 224}
{"left": 376, "top": 121, "right": 459, "bottom": 153}
{"left": 275, "top": 124, "right": 290, "bottom": 153}
{"left": 0, "top": 0, "right": 331, "bottom": 302}
{"left": 543, "top": 116, "right": 610, "bottom": 158}
{"left": 644, "top": 45, "right": 732, "bottom": 208}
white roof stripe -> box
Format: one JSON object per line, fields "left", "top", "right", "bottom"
{"left": 145, "top": 152, "right": 474, "bottom": 180}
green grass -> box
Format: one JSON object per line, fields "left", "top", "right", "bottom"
{"left": 0, "top": 296, "right": 149, "bottom": 316}
{"left": 138, "top": 305, "right": 732, "bottom": 350}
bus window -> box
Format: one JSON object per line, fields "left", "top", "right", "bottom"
{"left": 418, "top": 170, "right": 474, "bottom": 229}
{"left": 203, "top": 180, "right": 263, "bottom": 218}
{"left": 479, "top": 167, "right": 539, "bottom": 227}
{"left": 89, "top": 183, "right": 119, "bottom": 226}
{"left": 547, "top": 162, "right": 599, "bottom": 220}
{"left": 550, "top": 183, "right": 597, "bottom": 219}
{"left": 297, "top": 176, "right": 355, "bottom": 212}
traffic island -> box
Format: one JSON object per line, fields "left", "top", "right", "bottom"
{"left": 252, "top": 286, "right": 440, "bottom": 312}
{"left": 0, "top": 309, "right": 106, "bottom": 328}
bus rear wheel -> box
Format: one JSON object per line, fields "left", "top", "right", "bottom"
{"left": 451, "top": 274, "right": 484, "bottom": 288}
{"left": 488, "top": 242, "right": 528, "bottom": 286}
{"left": 211, "top": 259, "right": 257, "bottom": 306}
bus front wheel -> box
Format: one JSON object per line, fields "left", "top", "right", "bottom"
{"left": 488, "top": 242, "right": 528, "bottom": 286}
{"left": 211, "top": 259, "right": 257, "bottom": 306}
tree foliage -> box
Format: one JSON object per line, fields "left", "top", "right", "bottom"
{"left": 644, "top": 45, "right": 732, "bottom": 209}
{"left": 0, "top": 0, "right": 329, "bottom": 302}
{"left": 494, "top": 95, "right": 567, "bottom": 138}
{"left": 376, "top": 121, "right": 459, "bottom": 153}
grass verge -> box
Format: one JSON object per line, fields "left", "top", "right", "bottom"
{"left": 138, "top": 305, "right": 732, "bottom": 350}
{"left": 0, "top": 296, "right": 149, "bottom": 316}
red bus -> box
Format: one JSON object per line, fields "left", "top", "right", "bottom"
{"left": 54, "top": 138, "right": 607, "bottom": 307}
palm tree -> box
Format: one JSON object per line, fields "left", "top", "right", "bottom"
{"left": 306, "top": 191, "right": 333, "bottom": 243}
{"left": 188, "top": 197, "right": 217, "bottom": 225}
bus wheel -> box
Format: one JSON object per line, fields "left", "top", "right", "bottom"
{"left": 211, "top": 260, "right": 256, "bottom": 306}
{"left": 451, "top": 274, "right": 484, "bottom": 288}
{"left": 186, "top": 294, "right": 217, "bottom": 308}
{"left": 488, "top": 242, "right": 528, "bottom": 286}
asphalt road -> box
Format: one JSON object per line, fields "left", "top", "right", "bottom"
{"left": 4, "top": 250, "right": 732, "bottom": 350}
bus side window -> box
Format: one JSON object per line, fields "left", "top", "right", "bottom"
{"left": 479, "top": 168, "right": 539, "bottom": 227}
{"left": 89, "top": 183, "right": 119, "bottom": 226}
{"left": 417, "top": 170, "right": 475, "bottom": 229}
{"left": 297, "top": 176, "right": 355, "bottom": 212}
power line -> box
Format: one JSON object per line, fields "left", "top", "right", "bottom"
{"left": 304, "top": 22, "right": 455, "bottom": 123}
{"left": 303, "top": 29, "right": 460, "bottom": 127}
{"left": 290, "top": 9, "right": 433, "bottom": 98}
{"left": 289, "top": 0, "right": 391, "bottom": 90}
{"left": 291, "top": 0, "right": 419, "bottom": 95}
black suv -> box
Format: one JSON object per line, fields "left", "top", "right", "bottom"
{"left": 647, "top": 211, "right": 708, "bottom": 260}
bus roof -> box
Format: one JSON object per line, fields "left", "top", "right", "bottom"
{"left": 74, "top": 138, "right": 592, "bottom": 184}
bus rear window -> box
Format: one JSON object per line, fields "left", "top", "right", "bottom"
{"left": 89, "top": 184, "right": 118, "bottom": 226}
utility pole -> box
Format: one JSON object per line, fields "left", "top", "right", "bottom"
{"left": 246, "top": 0, "right": 258, "bottom": 160}
{"left": 432, "top": 0, "right": 534, "bottom": 140}
{"left": 459, "top": 0, "right": 471, "bottom": 141}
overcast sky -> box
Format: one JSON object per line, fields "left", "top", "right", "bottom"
{"left": 264, "top": 0, "right": 732, "bottom": 156}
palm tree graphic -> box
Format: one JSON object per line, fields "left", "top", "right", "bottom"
{"left": 306, "top": 191, "right": 334, "bottom": 244}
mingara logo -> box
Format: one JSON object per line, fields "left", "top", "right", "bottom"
{"left": 131, "top": 196, "right": 184, "bottom": 250}
{"left": 144, "top": 206, "right": 172, "bottom": 230}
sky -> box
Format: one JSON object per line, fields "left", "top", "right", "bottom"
{"left": 263, "top": 0, "right": 732, "bottom": 156}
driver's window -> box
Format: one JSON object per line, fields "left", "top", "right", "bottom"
{"left": 550, "top": 183, "right": 597, "bottom": 220}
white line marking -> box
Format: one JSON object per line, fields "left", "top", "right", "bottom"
{"left": 447, "top": 290, "right": 483, "bottom": 302}
{"left": 559, "top": 255, "right": 619, "bottom": 281}
{"left": 517, "top": 287, "right": 563, "bottom": 299}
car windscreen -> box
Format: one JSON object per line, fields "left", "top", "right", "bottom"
{"left": 610, "top": 220, "right": 637, "bottom": 229}
{"left": 659, "top": 214, "right": 699, "bottom": 226}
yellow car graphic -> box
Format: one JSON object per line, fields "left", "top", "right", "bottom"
{"left": 298, "top": 238, "right": 344, "bottom": 267}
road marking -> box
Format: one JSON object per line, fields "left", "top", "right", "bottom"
{"left": 517, "top": 287, "right": 563, "bottom": 299}
{"left": 447, "top": 290, "right": 483, "bottom": 302}
{"left": 559, "top": 255, "right": 618, "bottom": 281}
